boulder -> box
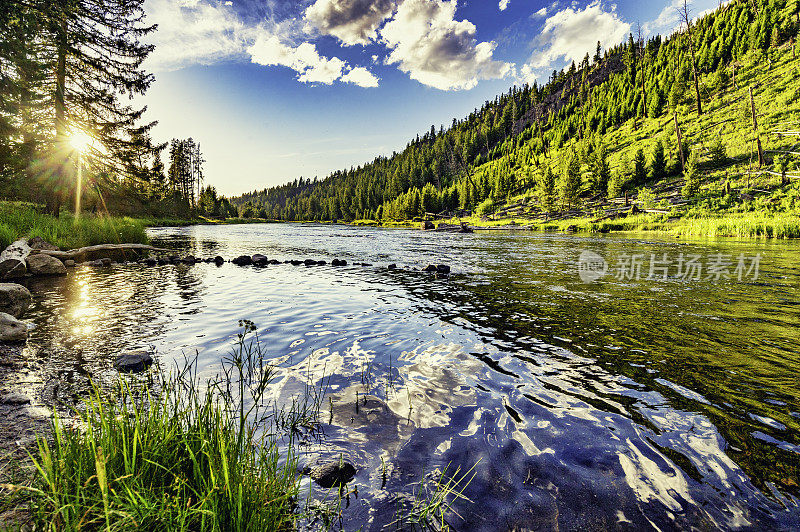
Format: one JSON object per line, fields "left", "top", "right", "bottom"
{"left": 0, "top": 239, "right": 31, "bottom": 263}
{"left": 64, "top": 259, "right": 76, "bottom": 267}
{"left": 113, "top": 350, "right": 154, "bottom": 373}
{"left": 27, "top": 237, "right": 58, "bottom": 251}
{"left": 332, "top": 259, "right": 347, "bottom": 266}
{"left": 232, "top": 255, "right": 252, "bottom": 266}
{"left": 26, "top": 254, "right": 67, "bottom": 276}
{"left": 213, "top": 256, "right": 225, "bottom": 266}
{"left": 304, "top": 259, "right": 318, "bottom": 266}
{"left": 251, "top": 254, "right": 269, "bottom": 266}
{"left": 0, "top": 259, "right": 26, "bottom": 280}
{"left": 0, "top": 283, "right": 32, "bottom": 318}
{"left": 309, "top": 460, "right": 357, "bottom": 488}
{"left": 436, "top": 264, "right": 451, "bottom": 274}
{"left": 0, "top": 312, "right": 28, "bottom": 343}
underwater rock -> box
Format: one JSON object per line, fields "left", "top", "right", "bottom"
{"left": 113, "top": 350, "right": 154, "bottom": 373}
{"left": 0, "top": 312, "right": 28, "bottom": 343}
{"left": 309, "top": 460, "right": 357, "bottom": 488}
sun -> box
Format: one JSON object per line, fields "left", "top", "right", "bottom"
{"left": 70, "top": 130, "right": 93, "bottom": 152}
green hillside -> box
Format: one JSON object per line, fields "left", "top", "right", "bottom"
{"left": 232, "top": 0, "right": 800, "bottom": 238}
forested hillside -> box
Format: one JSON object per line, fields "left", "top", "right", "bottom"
{"left": 232, "top": 0, "right": 800, "bottom": 231}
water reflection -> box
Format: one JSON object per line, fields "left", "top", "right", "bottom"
{"left": 17, "top": 224, "right": 800, "bottom": 530}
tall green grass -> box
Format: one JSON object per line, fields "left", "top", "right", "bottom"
{"left": 3, "top": 324, "right": 474, "bottom": 530}
{"left": 0, "top": 202, "right": 149, "bottom": 250}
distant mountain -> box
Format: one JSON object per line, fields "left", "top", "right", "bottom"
{"left": 231, "top": 0, "right": 799, "bottom": 225}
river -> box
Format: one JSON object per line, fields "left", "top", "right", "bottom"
{"left": 21, "top": 223, "right": 800, "bottom": 530}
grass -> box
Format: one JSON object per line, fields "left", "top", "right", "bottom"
{"left": 1, "top": 324, "right": 473, "bottom": 531}
{"left": 0, "top": 202, "right": 149, "bottom": 250}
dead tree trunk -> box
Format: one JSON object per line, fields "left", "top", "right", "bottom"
{"left": 674, "top": 111, "right": 686, "bottom": 174}
{"left": 750, "top": 87, "right": 764, "bottom": 167}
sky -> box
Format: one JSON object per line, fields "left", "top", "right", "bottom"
{"left": 140, "top": 0, "right": 723, "bottom": 196}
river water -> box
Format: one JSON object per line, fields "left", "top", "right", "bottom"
{"left": 21, "top": 223, "right": 800, "bottom": 530}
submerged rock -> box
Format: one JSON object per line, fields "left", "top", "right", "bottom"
{"left": 232, "top": 255, "right": 252, "bottom": 266}
{"left": 436, "top": 264, "right": 450, "bottom": 274}
{"left": 290, "top": 260, "right": 302, "bottom": 266}
{"left": 251, "top": 254, "right": 269, "bottom": 266}
{"left": 304, "top": 259, "right": 318, "bottom": 266}
{"left": 113, "top": 350, "right": 154, "bottom": 373}
{"left": 316, "top": 260, "right": 327, "bottom": 265}
{"left": 387, "top": 263, "right": 397, "bottom": 270}
{"left": 309, "top": 460, "right": 357, "bottom": 488}
{"left": 424, "top": 264, "right": 438, "bottom": 273}
{"left": 26, "top": 254, "right": 67, "bottom": 276}
{"left": 181, "top": 255, "right": 197, "bottom": 264}
{"left": 64, "top": 259, "right": 76, "bottom": 267}
{"left": 0, "top": 312, "right": 28, "bottom": 343}
{"left": 0, "top": 283, "right": 32, "bottom": 318}
{"left": 214, "top": 256, "right": 225, "bottom": 266}
{"left": 332, "top": 259, "right": 348, "bottom": 266}
{"left": 0, "top": 392, "right": 32, "bottom": 405}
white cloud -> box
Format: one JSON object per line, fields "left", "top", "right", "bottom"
{"left": 533, "top": 7, "right": 547, "bottom": 18}
{"left": 342, "top": 66, "right": 380, "bottom": 87}
{"left": 643, "top": 0, "right": 685, "bottom": 36}
{"left": 144, "top": 0, "right": 258, "bottom": 70}
{"left": 528, "top": 1, "right": 630, "bottom": 69}
{"left": 304, "top": 0, "right": 396, "bottom": 46}
{"left": 499, "top": 0, "right": 510, "bottom": 11}
{"left": 247, "top": 35, "right": 347, "bottom": 85}
{"left": 380, "top": 0, "right": 512, "bottom": 91}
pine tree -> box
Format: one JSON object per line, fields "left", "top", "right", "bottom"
{"left": 633, "top": 148, "right": 647, "bottom": 186}
{"left": 589, "top": 144, "right": 611, "bottom": 197}
{"left": 538, "top": 166, "right": 556, "bottom": 212}
{"left": 682, "top": 152, "right": 701, "bottom": 198}
{"left": 559, "top": 153, "right": 582, "bottom": 209}
{"left": 650, "top": 140, "right": 667, "bottom": 181}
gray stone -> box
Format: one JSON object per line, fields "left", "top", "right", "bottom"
{"left": 0, "top": 312, "right": 28, "bottom": 343}
{"left": 26, "top": 254, "right": 67, "bottom": 276}
{"left": 0, "top": 259, "right": 26, "bottom": 280}
{"left": 0, "top": 239, "right": 31, "bottom": 263}
{"left": 0, "top": 283, "right": 31, "bottom": 318}
{"left": 113, "top": 350, "right": 154, "bottom": 373}
{"left": 309, "top": 460, "right": 357, "bottom": 488}
{"left": 64, "top": 259, "right": 76, "bottom": 267}
{"left": 0, "top": 392, "right": 32, "bottom": 405}
{"left": 27, "top": 237, "right": 58, "bottom": 251}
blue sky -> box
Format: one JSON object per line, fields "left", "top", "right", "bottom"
{"left": 141, "top": 0, "right": 722, "bottom": 196}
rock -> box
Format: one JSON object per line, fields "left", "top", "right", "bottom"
{"left": 26, "top": 254, "right": 67, "bottom": 276}
{"left": 251, "top": 254, "right": 269, "bottom": 266}
{"left": 309, "top": 460, "right": 357, "bottom": 488}
{"left": 361, "top": 263, "right": 372, "bottom": 266}
{"left": 157, "top": 258, "right": 169, "bottom": 266}
{"left": 268, "top": 259, "right": 280, "bottom": 265}
{"left": 89, "top": 258, "right": 112, "bottom": 267}
{"left": 27, "top": 237, "right": 58, "bottom": 251}
{"left": 181, "top": 255, "right": 196, "bottom": 264}
{"left": 316, "top": 260, "right": 327, "bottom": 265}
{"left": 290, "top": 260, "right": 302, "bottom": 266}
{"left": 0, "top": 392, "right": 32, "bottom": 405}
{"left": 64, "top": 259, "right": 76, "bottom": 267}
{"left": 424, "top": 264, "right": 438, "bottom": 273}
{"left": 214, "top": 256, "right": 225, "bottom": 266}
{"left": 304, "top": 259, "right": 318, "bottom": 266}
{"left": 0, "top": 312, "right": 28, "bottom": 343}
{"left": 0, "top": 283, "right": 32, "bottom": 318}
{"left": 387, "top": 263, "right": 397, "bottom": 270}
{"left": 232, "top": 255, "right": 252, "bottom": 266}
{"left": 144, "top": 258, "right": 157, "bottom": 266}
{"left": 203, "top": 257, "right": 214, "bottom": 263}
{"left": 168, "top": 255, "right": 180, "bottom": 263}
{"left": 436, "top": 264, "right": 450, "bottom": 274}
{"left": 113, "top": 350, "right": 154, "bottom": 373}
{"left": 0, "top": 259, "right": 27, "bottom": 280}
{"left": 332, "top": 259, "right": 348, "bottom": 266}
{"left": 0, "top": 239, "right": 32, "bottom": 263}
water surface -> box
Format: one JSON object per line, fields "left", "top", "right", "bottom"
{"left": 22, "top": 224, "right": 800, "bottom": 530}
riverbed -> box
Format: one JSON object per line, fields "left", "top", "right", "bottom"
{"left": 19, "top": 223, "right": 800, "bottom": 530}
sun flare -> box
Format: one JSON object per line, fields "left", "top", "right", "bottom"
{"left": 70, "top": 130, "right": 93, "bottom": 152}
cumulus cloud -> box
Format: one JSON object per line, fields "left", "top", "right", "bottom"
{"left": 528, "top": 1, "right": 629, "bottom": 69}
{"left": 499, "top": 0, "right": 510, "bottom": 11}
{"left": 380, "top": 0, "right": 512, "bottom": 91}
{"left": 304, "top": 0, "right": 396, "bottom": 46}
{"left": 247, "top": 35, "right": 348, "bottom": 84}
{"left": 342, "top": 66, "right": 381, "bottom": 87}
